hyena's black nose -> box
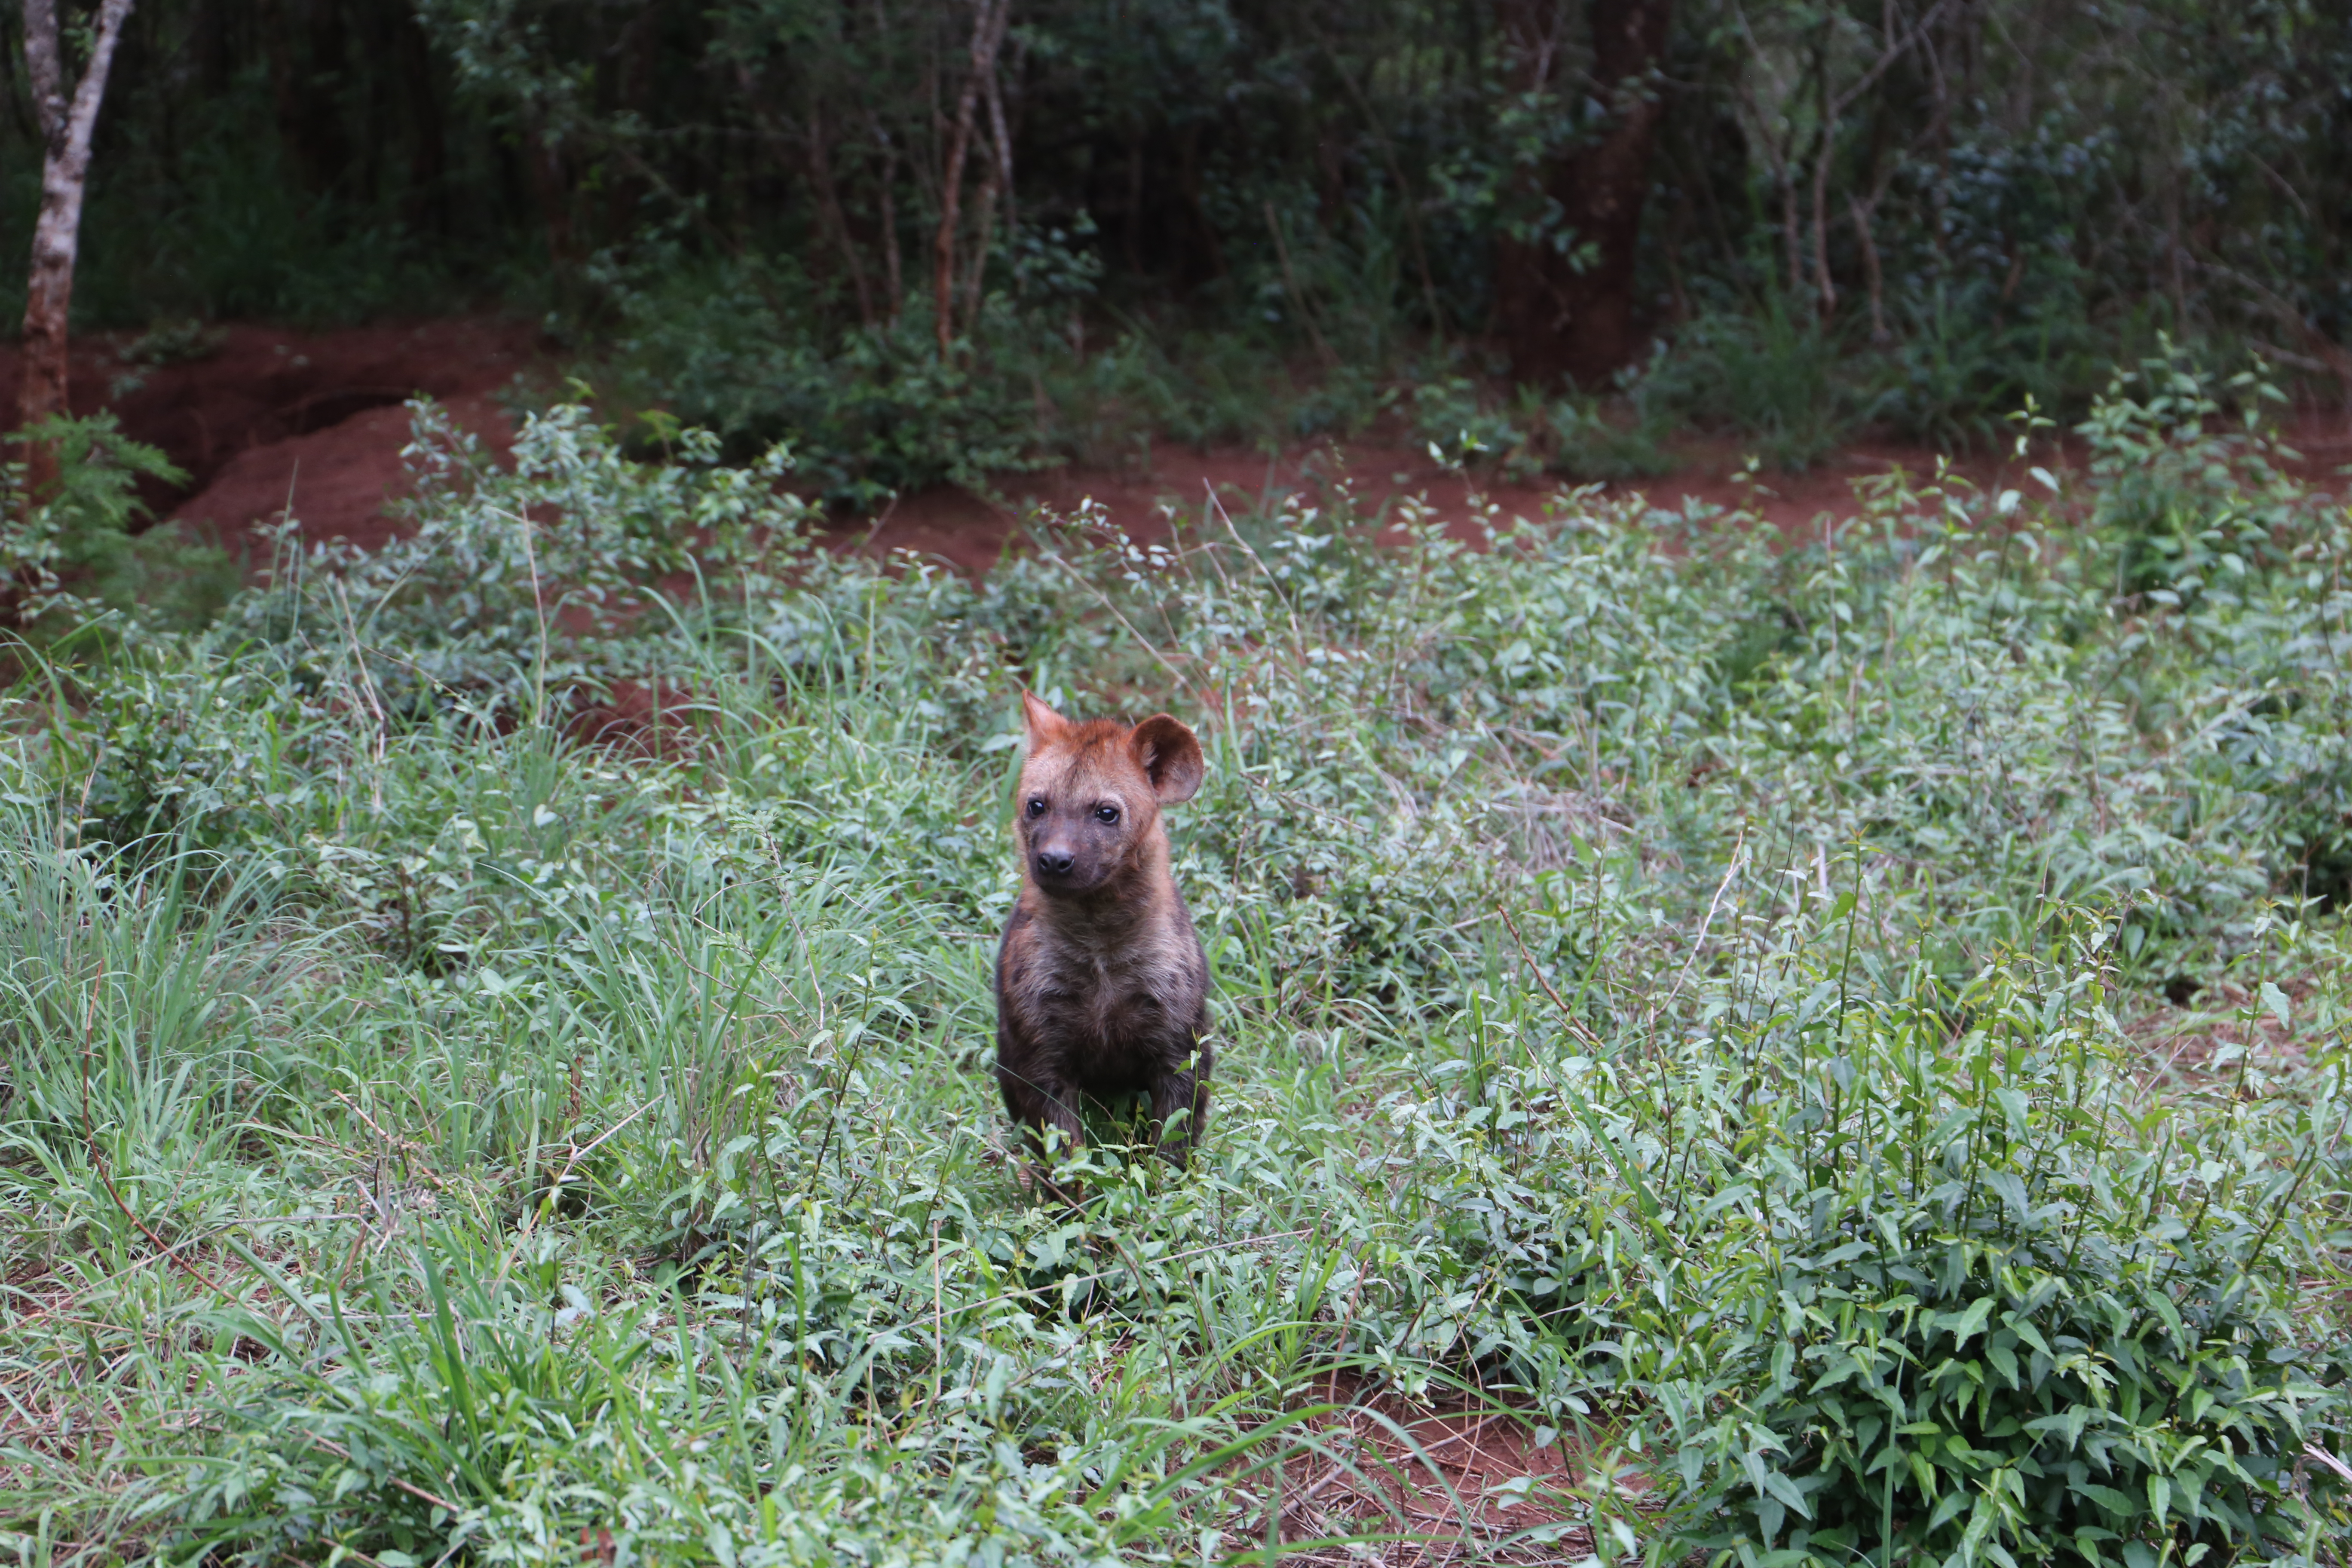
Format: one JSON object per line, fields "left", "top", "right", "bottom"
{"left": 1036, "top": 849, "right": 1075, "bottom": 877}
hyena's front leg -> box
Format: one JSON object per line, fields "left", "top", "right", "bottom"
{"left": 995, "top": 1047, "right": 1086, "bottom": 1200}
{"left": 1148, "top": 1040, "right": 1213, "bottom": 1164}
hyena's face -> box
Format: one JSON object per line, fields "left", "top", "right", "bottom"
{"left": 1016, "top": 694, "right": 1203, "bottom": 898}
{"left": 1019, "top": 744, "right": 1148, "bottom": 894}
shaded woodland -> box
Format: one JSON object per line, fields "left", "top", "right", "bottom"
{"left": 4, "top": 0, "right": 2348, "bottom": 498}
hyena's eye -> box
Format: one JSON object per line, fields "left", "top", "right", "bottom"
{"left": 1094, "top": 803, "right": 1121, "bottom": 824}
{"left": 1026, "top": 797, "right": 1048, "bottom": 818}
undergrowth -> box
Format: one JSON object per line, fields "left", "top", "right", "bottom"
{"left": 0, "top": 413, "right": 236, "bottom": 635}
{"left": 0, "top": 363, "right": 2348, "bottom": 1565}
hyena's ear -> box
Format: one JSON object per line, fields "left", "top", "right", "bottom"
{"left": 1020, "top": 689, "right": 1070, "bottom": 746}
{"left": 1130, "top": 714, "right": 1205, "bottom": 803}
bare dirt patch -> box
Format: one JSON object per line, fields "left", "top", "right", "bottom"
{"left": 1271, "top": 1372, "right": 1639, "bottom": 1565}
{"left": 845, "top": 436, "right": 2026, "bottom": 574}
{"left": 2, "top": 316, "right": 545, "bottom": 554}
{"left": 12, "top": 318, "right": 2348, "bottom": 572}
{"left": 2127, "top": 974, "right": 2333, "bottom": 1083}
{"left": 863, "top": 410, "right": 2349, "bottom": 572}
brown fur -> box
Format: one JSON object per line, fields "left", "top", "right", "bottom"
{"left": 994, "top": 692, "right": 1211, "bottom": 1183}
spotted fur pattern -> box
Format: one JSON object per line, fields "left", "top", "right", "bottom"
{"left": 994, "top": 692, "right": 1211, "bottom": 1176}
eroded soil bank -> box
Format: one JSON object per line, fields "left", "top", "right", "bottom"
{"left": 8, "top": 318, "right": 2347, "bottom": 573}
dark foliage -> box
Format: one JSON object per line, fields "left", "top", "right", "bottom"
{"left": 3, "top": 1, "right": 2348, "bottom": 478}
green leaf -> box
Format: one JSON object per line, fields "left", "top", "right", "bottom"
{"left": 1945, "top": 1295, "right": 1994, "bottom": 1350}
{"left": 1760, "top": 1470, "right": 1813, "bottom": 1521}
{"left": 1992, "top": 1087, "right": 2030, "bottom": 1136}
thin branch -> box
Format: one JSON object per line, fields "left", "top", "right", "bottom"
{"left": 1262, "top": 199, "right": 1337, "bottom": 368}
{"left": 302, "top": 1434, "right": 463, "bottom": 1517}
{"left": 1317, "top": 34, "right": 1446, "bottom": 337}
{"left": 1496, "top": 903, "right": 1603, "bottom": 1048}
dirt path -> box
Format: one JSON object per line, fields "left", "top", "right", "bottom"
{"left": 863, "top": 415, "right": 2349, "bottom": 571}
{"left": 857, "top": 437, "right": 2029, "bottom": 574}
{"left": 9, "top": 318, "right": 2346, "bottom": 570}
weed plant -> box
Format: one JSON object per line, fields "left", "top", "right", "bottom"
{"left": 0, "top": 364, "right": 2348, "bottom": 1564}
{"left": 1632, "top": 294, "right": 1860, "bottom": 471}
{"left": 0, "top": 414, "right": 237, "bottom": 634}
{"left": 587, "top": 242, "right": 1412, "bottom": 505}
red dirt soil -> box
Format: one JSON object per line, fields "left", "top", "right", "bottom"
{"left": 1271, "top": 1370, "right": 1638, "bottom": 1564}
{"left": 1, "top": 316, "right": 539, "bottom": 554}
{"left": 897, "top": 437, "right": 1999, "bottom": 573}
{"left": 876, "top": 413, "right": 2351, "bottom": 572}
{"left": 8, "top": 318, "right": 2349, "bottom": 572}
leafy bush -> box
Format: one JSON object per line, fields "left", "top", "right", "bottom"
{"left": 1871, "top": 271, "right": 2113, "bottom": 452}
{"left": 1410, "top": 377, "right": 1671, "bottom": 481}
{"left": 0, "top": 411, "right": 232, "bottom": 633}
{"left": 1626, "top": 934, "right": 2344, "bottom": 1565}
{"left": 591, "top": 244, "right": 1396, "bottom": 502}
{"left": 1635, "top": 295, "right": 1859, "bottom": 471}
{"left": 2081, "top": 348, "right": 2312, "bottom": 603}
{"left": 1537, "top": 392, "right": 1675, "bottom": 481}
{"left": 592, "top": 249, "right": 1053, "bottom": 508}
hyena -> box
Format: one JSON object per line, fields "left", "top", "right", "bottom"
{"left": 994, "top": 691, "right": 1211, "bottom": 1183}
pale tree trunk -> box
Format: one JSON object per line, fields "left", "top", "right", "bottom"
{"left": 959, "top": 34, "right": 1014, "bottom": 338}
{"left": 16, "top": 0, "right": 137, "bottom": 509}
{"left": 932, "top": 0, "right": 1008, "bottom": 355}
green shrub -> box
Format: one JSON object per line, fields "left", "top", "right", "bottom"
{"left": 1408, "top": 377, "right": 1670, "bottom": 483}
{"left": 1411, "top": 374, "right": 1529, "bottom": 472}
{"left": 1538, "top": 392, "right": 1675, "bottom": 481}
{"left": 593, "top": 250, "right": 1052, "bottom": 508}
{"left": 1624, "top": 937, "right": 2346, "bottom": 1566}
{"left": 2080, "top": 348, "right": 2312, "bottom": 605}
{"left": 589, "top": 243, "right": 1395, "bottom": 502}
{"left": 1859, "top": 256, "right": 2118, "bottom": 456}
{"left": 0, "top": 411, "right": 231, "bottom": 634}
{"left": 1636, "top": 294, "right": 1857, "bottom": 471}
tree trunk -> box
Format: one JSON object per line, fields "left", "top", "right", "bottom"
{"left": 395, "top": 6, "right": 448, "bottom": 238}
{"left": 933, "top": 0, "right": 1007, "bottom": 356}
{"left": 16, "top": 0, "right": 138, "bottom": 509}
{"left": 1492, "top": 0, "right": 1673, "bottom": 386}
{"left": 807, "top": 102, "right": 878, "bottom": 328}
{"left": 520, "top": 120, "right": 578, "bottom": 267}
{"left": 872, "top": 111, "right": 904, "bottom": 319}
{"left": 264, "top": 0, "right": 349, "bottom": 198}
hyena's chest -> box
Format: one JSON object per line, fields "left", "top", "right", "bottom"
{"left": 1032, "top": 959, "right": 1191, "bottom": 1080}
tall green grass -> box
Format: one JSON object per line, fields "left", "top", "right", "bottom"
{"left": 0, "top": 366, "right": 2347, "bottom": 1564}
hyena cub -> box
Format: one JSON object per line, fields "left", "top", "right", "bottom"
{"left": 995, "top": 691, "right": 1211, "bottom": 1179}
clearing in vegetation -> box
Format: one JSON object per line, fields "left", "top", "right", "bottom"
{"left": 0, "top": 353, "right": 2349, "bottom": 1565}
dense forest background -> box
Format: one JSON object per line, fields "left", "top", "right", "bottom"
{"left": 5, "top": 0, "right": 2351, "bottom": 502}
